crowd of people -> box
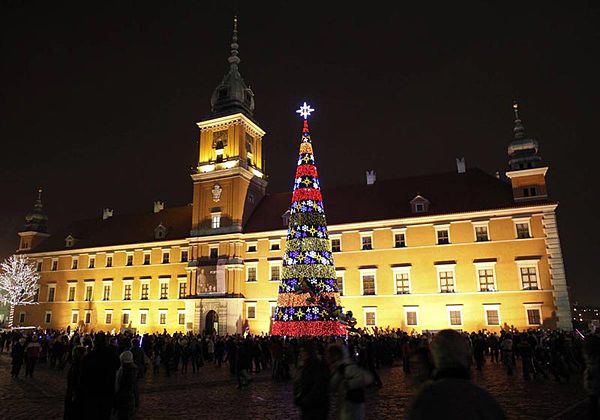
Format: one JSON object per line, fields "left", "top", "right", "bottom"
{"left": 0, "top": 325, "right": 598, "bottom": 419}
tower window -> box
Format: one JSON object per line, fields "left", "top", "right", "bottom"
{"left": 209, "top": 246, "right": 218, "bottom": 259}
{"left": 218, "top": 87, "right": 228, "bottom": 99}
{"left": 211, "top": 214, "right": 221, "bottom": 229}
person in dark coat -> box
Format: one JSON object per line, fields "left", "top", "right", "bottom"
{"left": 81, "top": 332, "right": 120, "bottom": 420}
{"left": 64, "top": 346, "right": 86, "bottom": 419}
{"left": 114, "top": 350, "right": 138, "bottom": 420}
{"left": 407, "top": 329, "right": 505, "bottom": 420}
{"left": 293, "top": 341, "right": 330, "bottom": 420}
{"left": 11, "top": 337, "right": 25, "bottom": 378}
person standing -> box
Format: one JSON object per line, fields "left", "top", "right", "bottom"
{"left": 114, "top": 350, "right": 138, "bottom": 420}
{"left": 407, "top": 329, "right": 505, "bottom": 420}
{"left": 81, "top": 332, "right": 120, "bottom": 420}
{"left": 25, "top": 335, "right": 42, "bottom": 378}
{"left": 64, "top": 346, "right": 86, "bottom": 420}
{"left": 293, "top": 341, "right": 330, "bottom": 420}
{"left": 11, "top": 337, "right": 26, "bottom": 378}
{"left": 326, "top": 342, "right": 372, "bottom": 420}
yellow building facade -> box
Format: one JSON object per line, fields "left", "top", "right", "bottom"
{"left": 15, "top": 24, "right": 571, "bottom": 335}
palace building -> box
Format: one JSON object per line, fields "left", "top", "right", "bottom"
{"left": 15, "top": 21, "right": 571, "bottom": 335}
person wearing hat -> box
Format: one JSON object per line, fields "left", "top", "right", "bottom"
{"left": 115, "top": 350, "right": 138, "bottom": 420}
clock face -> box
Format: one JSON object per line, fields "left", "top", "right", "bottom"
{"left": 212, "top": 130, "right": 228, "bottom": 148}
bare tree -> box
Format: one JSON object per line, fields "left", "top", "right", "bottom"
{"left": 0, "top": 255, "right": 40, "bottom": 327}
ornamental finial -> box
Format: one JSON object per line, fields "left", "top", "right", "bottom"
{"left": 228, "top": 15, "right": 240, "bottom": 67}
{"left": 513, "top": 100, "right": 520, "bottom": 120}
{"left": 296, "top": 102, "right": 315, "bottom": 120}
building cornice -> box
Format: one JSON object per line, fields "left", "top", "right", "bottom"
{"left": 505, "top": 167, "right": 548, "bottom": 179}
{"left": 196, "top": 113, "right": 266, "bottom": 138}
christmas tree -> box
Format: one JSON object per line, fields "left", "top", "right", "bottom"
{"left": 271, "top": 103, "right": 346, "bottom": 336}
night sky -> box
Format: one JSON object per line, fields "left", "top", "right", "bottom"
{"left": 1, "top": 2, "right": 598, "bottom": 305}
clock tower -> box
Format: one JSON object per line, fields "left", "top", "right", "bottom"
{"left": 191, "top": 17, "right": 267, "bottom": 237}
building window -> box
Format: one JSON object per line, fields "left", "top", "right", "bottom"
{"left": 439, "top": 270, "right": 455, "bottom": 293}
{"left": 404, "top": 307, "right": 418, "bottom": 326}
{"left": 364, "top": 307, "right": 377, "bottom": 327}
{"left": 36, "top": 261, "right": 43, "bottom": 272}
{"left": 181, "top": 250, "right": 188, "bottom": 262}
{"left": 415, "top": 203, "right": 425, "bottom": 212}
{"left": 246, "top": 303, "right": 256, "bottom": 319}
{"left": 475, "top": 225, "right": 489, "bottom": 242}
{"left": 436, "top": 228, "right": 450, "bottom": 245}
{"left": 51, "top": 259, "right": 58, "bottom": 271}
{"left": 103, "top": 284, "right": 111, "bottom": 301}
{"left": 178, "top": 281, "right": 187, "bottom": 298}
{"left": 160, "top": 282, "right": 169, "bottom": 299}
{"left": 178, "top": 311, "right": 185, "bottom": 325}
{"left": 71, "top": 311, "right": 79, "bottom": 324}
{"left": 394, "top": 232, "right": 406, "bottom": 248}
{"left": 105, "top": 311, "right": 113, "bottom": 324}
{"left": 270, "top": 264, "right": 281, "bottom": 281}
{"left": 19, "top": 312, "right": 26, "bottom": 324}
{"left": 160, "top": 251, "right": 168, "bottom": 264}
{"left": 523, "top": 186, "right": 537, "bottom": 197}
{"left": 84, "top": 285, "right": 93, "bottom": 301}
{"left": 72, "top": 258, "right": 78, "bottom": 270}
{"left": 520, "top": 266, "right": 539, "bottom": 290}
{"left": 89, "top": 256, "right": 95, "bottom": 268}
{"left": 123, "top": 284, "right": 132, "bottom": 300}
{"left": 126, "top": 253, "right": 133, "bottom": 266}
{"left": 143, "top": 253, "right": 150, "bottom": 265}
{"left": 270, "top": 240, "right": 280, "bottom": 251}
{"left": 246, "top": 265, "right": 257, "bottom": 282}
{"left": 159, "top": 311, "right": 167, "bottom": 325}
{"left": 45, "top": 311, "right": 52, "bottom": 324}
{"left": 140, "top": 311, "right": 147, "bottom": 325}
{"left": 514, "top": 219, "right": 531, "bottom": 239}
{"left": 361, "top": 272, "right": 376, "bottom": 295}
{"left": 209, "top": 246, "right": 218, "bottom": 259}
{"left": 525, "top": 304, "right": 542, "bottom": 325}
{"left": 477, "top": 267, "right": 496, "bottom": 292}
{"left": 394, "top": 270, "right": 411, "bottom": 294}
{"left": 361, "top": 234, "right": 373, "bottom": 250}
{"left": 247, "top": 243, "right": 257, "bottom": 253}
{"left": 84, "top": 310, "right": 91, "bottom": 324}
{"left": 448, "top": 306, "right": 463, "bottom": 326}
{"left": 335, "top": 271, "right": 345, "bottom": 296}
{"left": 68, "top": 285, "right": 76, "bottom": 302}
{"left": 48, "top": 286, "right": 56, "bottom": 302}
{"left": 106, "top": 255, "right": 113, "bottom": 267}
{"left": 331, "top": 238, "right": 341, "bottom": 252}
{"left": 141, "top": 283, "right": 149, "bottom": 300}
{"left": 484, "top": 305, "right": 501, "bottom": 326}
{"left": 122, "top": 311, "right": 130, "bottom": 325}
{"left": 211, "top": 214, "right": 221, "bottom": 229}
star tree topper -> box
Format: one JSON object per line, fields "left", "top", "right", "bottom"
{"left": 296, "top": 102, "right": 315, "bottom": 119}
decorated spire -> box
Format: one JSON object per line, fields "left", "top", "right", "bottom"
{"left": 271, "top": 103, "right": 346, "bottom": 337}
{"left": 228, "top": 16, "right": 240, "bottom": 68}
{"left": 513, "top": 100, "right": 526, "bottom": 140}
{"left": 210, "top": 16, "right": 255, "bottom": 118}
{"left": 23, "top": 187, "right": 48, "bottom": 233}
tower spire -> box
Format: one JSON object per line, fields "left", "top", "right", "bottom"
{"left": 513, "top": 100, "right": 527, "bottom": 140}
{"left": 23, "top": 187, "right": 48, "bottom": 233}
{"left": 209, "top": 16, "right": 255, "bottom": 118}
{"left": 228, "top": 15, "right": 240, "bottom": 68}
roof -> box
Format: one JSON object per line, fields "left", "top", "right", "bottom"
{"left": 243, "top": 168, "right": 553, "bottom": 232}
{"left": 28, "top": 168, "right": 554, "bottom": 253}
{"left": 31, "top": 205, "right": 193, "bottom": 253}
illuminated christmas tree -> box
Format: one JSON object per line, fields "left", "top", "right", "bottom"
{"left": 271, "top": 103, "right": 346, "bottom": 336}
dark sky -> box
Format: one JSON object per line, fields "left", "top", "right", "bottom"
{"left": 1, "top": 1, "right": 598, "bottom": 305}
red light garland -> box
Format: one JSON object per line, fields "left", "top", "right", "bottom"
{"left": 292, "top": 188, "right": 322, "bottom": 202}
{"left": 271, "top": 320, "right": 347, "bottom": 337}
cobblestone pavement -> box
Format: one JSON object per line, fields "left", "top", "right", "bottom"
{"left": 0, "top": 353, "right": 590, "bottom": 419}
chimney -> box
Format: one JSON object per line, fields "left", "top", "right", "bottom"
{"left": 366, "top": 170, "right": 376, "bottom": 185}
{"left": 456, "top": 157, "right": 466, "bottom": 174}
{"left": 102, "top": 208, "right": 113, "bottom": 220}
{"left": 153, "top": 201, "right": 165, "bottom": 213}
